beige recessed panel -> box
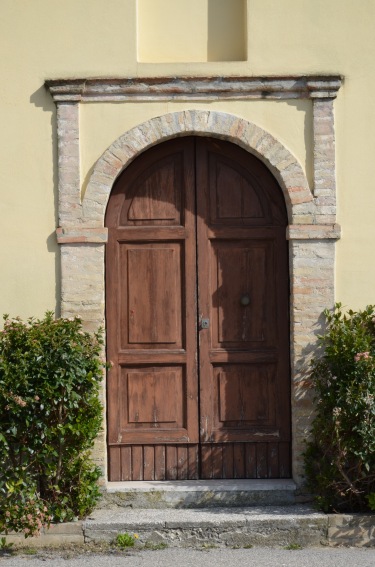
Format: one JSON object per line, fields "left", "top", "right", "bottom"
{"left": 137, "top": 0, "right": 246, "bottom": 62}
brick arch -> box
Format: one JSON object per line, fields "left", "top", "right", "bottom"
{"left": 83, "top": 110, "right": 313, "bottom": 225}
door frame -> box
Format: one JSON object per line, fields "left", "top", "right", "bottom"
{"left": 49, "top": 90, "right": 342, "bottom": 487}
{"left": 105, "top": 136, "right": 291, "bottom": 480}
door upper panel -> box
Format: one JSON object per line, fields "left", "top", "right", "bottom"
{"left": 121, "top": 155, "right": 183, "bottom": 226}
{"left": 120, "top": 242, "right": 183, "bottom": 349}
{"left": 206, "top": 140, "right": 287, "bottom": 227}
{"left": 210, "top": 239, "right": 276, "bottom": 348}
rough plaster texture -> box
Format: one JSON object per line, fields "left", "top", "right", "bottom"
{"left": 47, "top": 77, "right": 341, "bottom": 489}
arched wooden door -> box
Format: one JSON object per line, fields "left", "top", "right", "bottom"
{"left": 106, "top": 137, "right": 290, "bottom": 481}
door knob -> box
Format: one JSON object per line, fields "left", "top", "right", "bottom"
{"left": 199, "top": 315, "right": 210, "bottom": 330}
{"left": 240, "top": 294, "right": 250, "bottom": 306}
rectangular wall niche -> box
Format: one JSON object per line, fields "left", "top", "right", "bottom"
{"left": 137, "top": 0, "right": 247, "bottom": 63}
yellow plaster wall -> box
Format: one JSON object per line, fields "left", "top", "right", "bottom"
{"left": 137, "top": 0, "right": 208, "bottom": 62}
{"left": 0, "top": 0, "right": 374, "bottom": 320}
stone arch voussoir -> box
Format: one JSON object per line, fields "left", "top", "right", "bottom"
{"left": 83, "top": 110, "right": 313, "bottom": 225}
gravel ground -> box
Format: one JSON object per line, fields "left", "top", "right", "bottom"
{"left": 1, "top": 546, "right": 375, "bottom": 567}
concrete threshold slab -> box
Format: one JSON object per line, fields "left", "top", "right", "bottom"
{"left": 100, "top": 479, "right": 297, "bottom": 508}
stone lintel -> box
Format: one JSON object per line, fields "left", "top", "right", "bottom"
{"left": 56, "top": 227, "right": 108, "bottom": 243}
{"left": 287, "top": 224, "right": 341, "bottom": 240}
{"left": 46, "top": 75, "right": 343, "bottom": 103}
{"left": 307, "top": 79, "right": 343, "bottom": 99}
{"left": 46, "top": 79, "right": 86, "bottom": 102}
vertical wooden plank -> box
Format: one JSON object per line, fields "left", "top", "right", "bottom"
{"left": 233, "top": 443, "right": 245, "bottom": 479}
{"left": 256, "top": 443, "right": 268, "bottom": 479}
{"left": 200, "top": 444, "right": 212, "bottom": 479}
{"left": 222, "top": 443, "right": 234, "bottom": 479}
{"left": 177, "top": 445, "right": 188, "bottom": 480}
{"left": 120, "top": 446, "right": 132, "bottom": 481}
{"left": 188, "top": 445, "right": 199, "bottom": 479}
{"left": 154, "top": 445, "right": 166, "bottom": 480}
{"left": 108, "top": 447, "right": 121, "bottom": 481}
{"left": 245, "top": 443, "right": 256, "bottom": 479}
{"left": 268, "top": 443, "right": 279, "bottom": 478}
{"left": 166, "top": 445, "right": 178, "bottom": 480}
{"left": 143, "top": 446, "right": 155, "bottom": 481}
{"left": 132, "top": 446, "right": 143, "bottom": 481}
{"left": 211, "top": 444, "right": 223, "bottom": 479}
{"left": 183, "top": 140, "right": 200, "bottom": 450}
{"left": 279, "top": 442, "right": 291, "bottom": 478}
{"left": 196, "top": 139, "right": 214, "bottom": 448}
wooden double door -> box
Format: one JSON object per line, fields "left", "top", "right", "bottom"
{"left": 106, "top": 137, "right": 290, "bottom": 481}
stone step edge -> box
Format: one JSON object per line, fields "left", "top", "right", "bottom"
{"left": 104, "top": 479, "right": 297, "bottom": 493}
{"left": 2, "top": 510, "right": 374, "bottom": 548}
{"left": 100, "top": 479, "right": 297, "bottom": 508}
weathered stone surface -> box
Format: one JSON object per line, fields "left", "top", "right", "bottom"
{"left": 84, "top": 506, "right": 328, "bottom": 548}
{"left": 46, "top": 76, "right": 342, "bottom": 103}
{"left": 3, "top": 509, "right": 374, "bottom": 548}
{"left": 287, "top": 224, "right": 341, "bottom": 240}
{"left": 100, "top": 480, "right": 296, "bottom": 510}
{"left": 56, "top": 227, "right": 108, "bottom": 243}
{"left": 56, "top": 102, "right": 81, "bottom": 227}
{"left": 313, "top": 99, "right": 336, "bottom": 207}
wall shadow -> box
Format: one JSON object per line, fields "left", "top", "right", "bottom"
{"left": 284, "top": 99, "right": 314, "bottom": 190}
{"left": 207, "top": 0, "right": 247, "bottom": 61}
{"left": 30, "top": 84, "right": 60, "bottom": 316}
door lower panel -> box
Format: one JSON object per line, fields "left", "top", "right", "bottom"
{"left": 200, "top": 442, "right": 291, "bottom": 479}
{"left": 108, "top": 444, "right": 199, "bottom": 481}
{"left": 108, "top": 442, "right": 290, "bottom": 480}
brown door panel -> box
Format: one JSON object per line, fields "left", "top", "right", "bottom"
{"left": 196, "top": 138, "right": 290, "bottom": 474}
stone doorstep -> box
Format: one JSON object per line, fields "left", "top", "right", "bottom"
{"left": 85, "top": 505, "right": 327, "bottom": 548}
{"left": 100, "top": 479, "right": 297, "bottom": 509}
{"left": 3, "top": 507, "right": 375, "bottom": 548}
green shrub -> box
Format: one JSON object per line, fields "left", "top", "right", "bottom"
{"left": 0, "top": 312, "right": 104, "bottom": 536}
{"left": 304, "top": 304, "right": 375, "bottom": 512}
{"left": 367, "top": 493, "right": 375, "bottom": 510}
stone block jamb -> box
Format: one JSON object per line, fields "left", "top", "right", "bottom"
{"left": 46, "top": 75, "right": 342, "bottom": 487}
